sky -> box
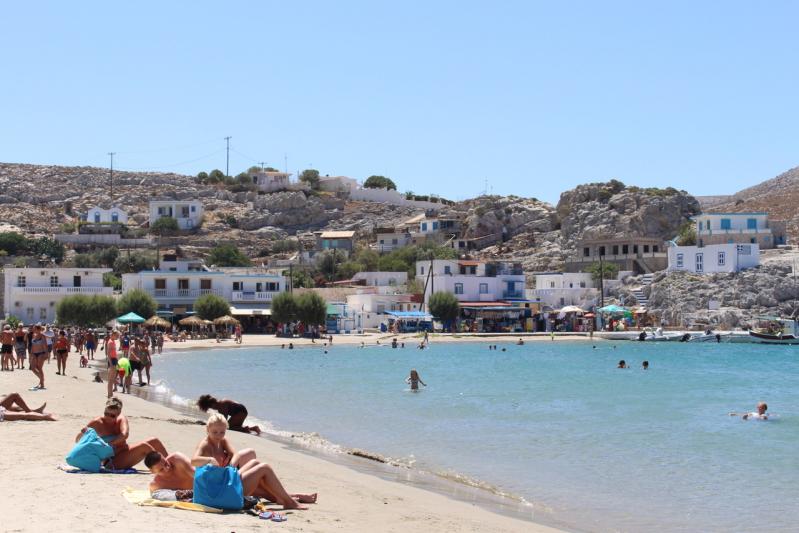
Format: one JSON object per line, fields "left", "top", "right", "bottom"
{"left": 2, "top": 1, "right": 799, "bottom": 204}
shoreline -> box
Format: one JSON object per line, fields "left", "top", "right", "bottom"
{"left": 126, "top": 353, "right": 566, "bottom": 529}
{"left": 0, "top": 343, "right": 565, "bottom": 533}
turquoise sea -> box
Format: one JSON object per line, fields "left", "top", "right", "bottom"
{"left": 152, "top": 340, "right": 799, "bottom": 532}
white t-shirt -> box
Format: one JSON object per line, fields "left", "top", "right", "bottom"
{"left": 44, "top": 329, "right": 55, "bottom": 345}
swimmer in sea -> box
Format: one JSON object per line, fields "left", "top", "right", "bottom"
{"left": 617, "top": 360, "right": 627, "bottom": 369}
{"left": 730, "top": 402, "right": 769, "bottom": 420}
{"left": 406, "top": 369, "right": 426, "bottom": 391}
{"left": 642, "top": 360, "right": 649, "bottom": 370}
{"left": 516, "top": 338, "right": 524, "bottom": 345}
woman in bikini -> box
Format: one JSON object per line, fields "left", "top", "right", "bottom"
{"left": 76, "top": 397, "right": 168, "bottom": 469}
{"left": 196, "top": 394, "right": 261, "bottom": 434}
{"left": 14, "top": 325, "right": 27, "bottom": 370}
{"left": 106, "top": 331, "right": 119, "bottom": 398}
{"left": 29, "top": 325, "right": 49, "bottom": 390}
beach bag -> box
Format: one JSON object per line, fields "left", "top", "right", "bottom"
{"left": 65, "top": 428, "right": 114, "bottom": 472}
{"left": 192, "top": 465, "right": 243, "bottom": 510}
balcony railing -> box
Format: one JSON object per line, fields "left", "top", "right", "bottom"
{"left": 231, "top": 291, "right": 277, "bottom": 302}
{"left": 151, "top": 289, "right": 221, "bottom": 299}
{"left": 503, "top": 290, "right": 525, "bottom": 299}
{"left": 12, "top": 286, "right": 113, "bottom": 295}
{"left": 698, "top": 228, "right": 772, "bottom": 236}
{"left": 570, "top": 252, "right": 666, "bottom": 262}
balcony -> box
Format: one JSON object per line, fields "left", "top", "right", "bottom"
{"left": 698, "top": 228, "right": 772, "bottom": 236}
{"left": 150, "top": 289, "right": 221, "bottom": 299}
{"left": 231, "top": 291, "right": 277, "bottom": 302}
{"left": 12, "top": 286, "right": 113, "bottom": 295}
{"left": 503, "top": 290, "right": 525, "bottom": 299}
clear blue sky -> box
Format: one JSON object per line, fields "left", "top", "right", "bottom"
{"left": 2, "top": 1, "right": 799, "bottom": 204}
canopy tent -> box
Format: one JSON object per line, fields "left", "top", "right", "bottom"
{"left": 559, "top": 305, "right": 584, "bottom": 314}
{"left": 143, "top": 316, "right": 171, "bottom": 328}
{"left": 117, "top": 312, "right": 145, "bottom": 324}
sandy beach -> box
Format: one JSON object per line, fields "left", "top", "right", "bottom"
{"left": 0, "top": 337, "right": 564, "bottom": 533}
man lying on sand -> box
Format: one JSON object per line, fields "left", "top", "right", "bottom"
{"left": 0, "top": 392, "right": 56, "bottom": 421}
{"left": 145, "top": 451, "right": 314, "bottom": 509}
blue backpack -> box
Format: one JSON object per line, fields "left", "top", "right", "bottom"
{"left": 65, "top": 428, "right": 115, "bottom": 472}
{"left": 193, "top": 465, "right": 244, "bottom": 510}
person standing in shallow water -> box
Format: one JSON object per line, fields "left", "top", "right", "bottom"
{"left": 406, "top": 369, "right": 426, "bottom": 391}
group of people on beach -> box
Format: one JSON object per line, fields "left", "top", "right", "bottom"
{"left": 101, "top": 329, "right": 158, "bottom": 397}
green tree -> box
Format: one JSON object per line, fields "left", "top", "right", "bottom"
{"left": 337, "top": 260, "right": 362, "bottom": 280}
{"left": 114, "top": 252, "right": 158, "bottom": 275}
{"left": 87, "top": 295, "right": 119, "bottom": 326}
{"left": 247, "top": 166, "right": 262, "bottom": 174}
{"left": 354, "top": 248, "right": 379, "bottom": 271}
{"left": 364, "top": 175, "right": 397, "bottom": 190}
{"left": 288, "top": 269, "right": 314, "bottom": 288}
{"left": 194, "top": 293, "right": 231, "bottom": 320}
{"left": 208, "top": 243, "right": 251, "bottom": 267}
{"left": 117, "top": 289, "right": 158, "bottom": 319}
{"left": 30, "top": 237, "right": 65, "bottom": 263}
{"left": 676, "top": 221, "right": 697, "bottom": 246}
{"left": 56, "top": 294, "right": 91, "bottom": 326}
{"left": 196, "top": 171, "right": 209, "bottom": 183}
{"left": 315, "top": 250, "right": 341, "bottom": 281}
{"left": 208, "top": 169, "right": 226, "bottom": 183}
{"left": 585, "top": 261, "right": 620, "bottom": 282}
{"left": 150, "top": 217, "right": 180, "bottom": 235}
{"left": 428, "top": 291, "right": 460, "bottom": 327}
{"left": 103, "top": 272, "right": 122, "bottom": 290}
{"left": 271, "top": 292, "right": 298, "bottom": 324}
{"left": 296, "top": 291, "right": 327, "bottom": 326}
{"left": 0, "top": 232, "right": 29, "bottom": 255}
{"left": 74, "top": 253, "right": 101, "bottom": 268}
{"left": 299, "top": 169, "right": 320, "bottom": 190}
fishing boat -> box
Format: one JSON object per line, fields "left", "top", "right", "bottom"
{"left": 748, "top": 317, "right": 799, "bottom": 345}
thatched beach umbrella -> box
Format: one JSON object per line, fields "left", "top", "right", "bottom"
{"left": 144, "top": 315, "right": 171, "bottom": 329}
{"left": 213, "top": 315, "right": 240, "bottom": 326}
{"left": 178, "top": 315, "right": 205, "bottom": 327}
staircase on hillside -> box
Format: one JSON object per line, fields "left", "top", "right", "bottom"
{"left": 630, "top": 274, "right": 654, "bottom": 309}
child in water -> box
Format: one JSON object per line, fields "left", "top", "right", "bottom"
{"left": 730, "top": 402, "right": 769, "bottom": 420}
{"left": 406, "top": 369, "right": 426, "bottom": 391}
{"left": 617, "top": 360, "right": 627, "bottom": 369}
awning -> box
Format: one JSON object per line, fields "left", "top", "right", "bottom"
{"left": 230, "top": 305, "right": 271, "bottom": 316}
{"left": 385, "top": 311, "right": 433, "bottom": 319}
{"left": 156, "top": 310, "right": 174, "bottom": 317}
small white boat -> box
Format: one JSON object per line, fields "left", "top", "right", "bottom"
{"left": 636, "top": 328, "right": 684, "bottom": 342}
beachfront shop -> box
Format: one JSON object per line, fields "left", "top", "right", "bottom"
{"left": 383, "top": 311, "right": 433, "bottom": 333}
{"left": 458, "top": 302, "right": 539, "bottom": 333}
{"left": 229, "top": 305, "right": 275, "bottom": 333}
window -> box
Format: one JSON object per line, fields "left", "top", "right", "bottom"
{"left": 676, "top": 253, "right": 684, "bottom": 268}
{"left": 718, "top": 252, "right": 726, "bottom": 266}
{"left": 479, "top": 283, "right": 488, "bottom": 294}
{"left": 391, "top": 238, "right": 398, "bottom": 245}
{"left": 233, "top": 281, "right": 243, "bottom": 291}
{"left": 633, "top": 244, "right": 639, "bottom": 254}
{"left": 49, "top": 276, "right": 59, "bottom": 287}
{"left": 17, "top": 276, "right": 25, "bottom": 287}
{"left": 583, "top": 247, "right": 590, "bottom": 257}
{"left": 695, "top": 253, "right": 704, "bottom": 272}
{"left": 764, "top": 236, "right": 770, "bottom": 243}
{"left": 154, "top": 279, "right": 166, "bottom": 290}
{"left": 39, "top": 308, "right": 47, "bottom": 320}
{"left": 550, "top": 281, "right": 555, "bottom": 288}
{"left": 750, "top": 238, "right": 756, "bottom": 244}
{"left": 26, "top": 307, "right": 34, "bottom": 320}
{"left": 653, "top": 245, "right": 659, "bottom": 253}
{"left": 379, "top": 239, "right": 384, "bottom": 244}
{"left": 94, "top": 212, "right": 101, "bottom": 223}
{"left": 111, "top": 212, "right": 119, "bottom": 223}
{"left": 444, "top": 266, "right": 451, "bottom": 275}
{"left": 178, "top": 279, "right": 189, "bottom": 290}
{"left": 612, "top": 245, "right": 619, "bottom": 255}
{"left": 598, "top": 246, "right": 606, "bottom": 256}
{"left": 191, "top": 205, "right": 196, "bottom": 212}
{"left": 420, "top": 266, "right": 425, "bottom": 275}
{"left": 721, "top": 219, "right": 731, "bottom": 230}
{"left": 433, "top": 221, "right": 439, "bottom": 230}
{"left": 454, "top": 283, "right": 464, "bottom": 294}
{"left": 421, "top": 223, "right": 427, "bottom": 231}
{"left": 256, "top": 282, "right": 263, "bottom": 292}
{"left": 747, "top": 218, "right": 757, "bottom": 230}
{"left": 580, "top": 281, "right": 586, "bottom": 288}
{"left": 200, "top": 279, "right": 212, "bottom": 290}
{"left": 643, "top": 245, "right": 650, "bottom": 253}
{"left": 622, "top": 244, "right": 629, "bottom": 254}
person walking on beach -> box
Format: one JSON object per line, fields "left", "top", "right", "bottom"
{"left": 29, "top": 325, "right": 49, "bottom": 390}
{"left": 1, "top": 324, "right": 15, "bottom": 371}
{"left": 44, "top": 325, "right": 55, "bottom": 364}
{"left": 77, "top": 397, "right": 169, "bottom": 469}
{"left": 14, "top": 325, "right": 27, "bottom": 370}
{"left": 106, "top": 331, "right": 120, "bottom": 398}
{"left": 406, "top": 369, "right": 426, "bottom": 391}
{"left": 197, "top": 394, "right": 262, "bottom": 434}
{"left": 157, "top": 332, "right": 164, "bottom": 354}
{"left": 54, "top": 330, "right": 70, "bottom": 376}
{"left": 85, "top": 330, "right": 96, "bottom": 360}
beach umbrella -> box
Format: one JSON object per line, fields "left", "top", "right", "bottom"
{"left": 560, "top": 305, "right": 584, "bottom": 314}
{"left": 117, "top": 312, "right": 146, "bottom": 324}
{"left": 213, "top": 315, "right": 240, "bottom": 326}
{"left": 143, "top": 315, "right": 171, "bottom": 328}
{"left": 597, "top": 304, "right": 628, "bottom": 314}
{"left": 178, "top": 315, "right": 205, "bottom": 326}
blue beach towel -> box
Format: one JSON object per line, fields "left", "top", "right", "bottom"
{"left": 193, "top": 465, "right": 244, "bottom": 510}
{"left": 65, "top": 428, "right": 115, "bottom": 473}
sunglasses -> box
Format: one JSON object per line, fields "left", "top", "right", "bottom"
{"left": 103, "top": 410, "right": 119, "bottom": 418}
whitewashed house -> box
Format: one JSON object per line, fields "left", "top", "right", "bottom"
{"left": 694, "top": 212, "right": 786, "bottom": 249}
{"left": 532, "top": 272, "right": 599, "bottom": 309}
{"left": 351, "top": 271, "right": 408, "bottom": 287}
{"left": 416, "top": 260, "right": 526, "bottom": 306}
{"left": 667, "top": 243, "right": 759, "bottom": 274}
{"left": 84, "top": 206, "right": 128, "bottom": 224}
{"left": 149, "top": 200, "right": 203, "bottom": 230}
{"left": 318, "top": 175, "right": 358, "bottom": 193}
{"left": 346, "top": 291, "right": 421, "bottom": 330}
{"left": 121, "top": 256, "right": 287, "bottom": 318}
{"left": 250, "top": 170, "right": 293, "bottom": 192}
{"left": 4, "top": 267, "right": 113, "bottom": 324}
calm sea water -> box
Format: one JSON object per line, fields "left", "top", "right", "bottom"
{"left": 152, "top": 340, "right": 799, "bottom": 532}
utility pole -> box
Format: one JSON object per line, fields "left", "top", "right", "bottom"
{"left": 599, "top": 249, "right": 605, "bottom": 308}
{"left": 284, "top": 153, "right": 288, "bottom": 174}
{"left": 108, "top": 152, "right": 116, "bottom": 204}
{"left": 224, "top": 136, "right": 231, "bottom": 178}
{"left": 259, "top": 162, "right": 266, "bottom": 171}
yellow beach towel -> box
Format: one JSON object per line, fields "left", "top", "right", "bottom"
{"left": 122, "top": 488, "right": 223, "bottom": 514}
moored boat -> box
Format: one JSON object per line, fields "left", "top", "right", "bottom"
{"left": 748, "top": 317, "right": 799, "bottom": 345}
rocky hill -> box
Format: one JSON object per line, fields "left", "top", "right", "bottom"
{"left": 704, "top": 165, "right": 799, "bottom": 242}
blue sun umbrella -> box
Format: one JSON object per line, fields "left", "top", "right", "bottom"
{"left": 116, "top": 311, "right": 146, "bottom": 324}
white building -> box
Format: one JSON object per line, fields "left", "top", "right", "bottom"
{"left": 667, "top": 243, "right": 760, "bottom": 274}
{"left": 84, "top": 206, "right": 128, "bottom": 224}
{"left": 375, "top": 228, "right": 412, "bottom": 253}
{"left": 4, "top": 267, "right": 113, "bottom": 324}
{"left": 694, "top": 212, "right": 786, "bottom": 249}
{"left": 351, "top": 271, "right": 408, "bottom": 287}
{"left": 149, "top": 200, "right": 203, "bottom": 230}
{"left": 121, "top": 258, "right": 287, "bottom": 318}
{"left": 250, "top": 170, "right": 293, "bottom": 193}
{"left": 415, "top": 260, "right": 526, "bottom": 306}
{"left": 319, "top": 175, "right": 358, "bottom": 193}
{"left": 346, "top": 291, "right": 421, "bottom": 329}
{"left": 532, "top": 272, "right": 599, "bottom": 309}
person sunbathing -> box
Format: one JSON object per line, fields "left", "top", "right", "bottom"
{"left": 76, "top": 397, "right": 168, "bottom": 469}
{"left": 0, "top": 392, "right": 56, "bottom": 421}
{"left": 145, "top": 450, "right": 315, "bottom": 509}
{"left": 197, "top": 394, "right": 261, "bottom": 434}
{"left": 192, "top": 413, "right": 257, "bottom": 468}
